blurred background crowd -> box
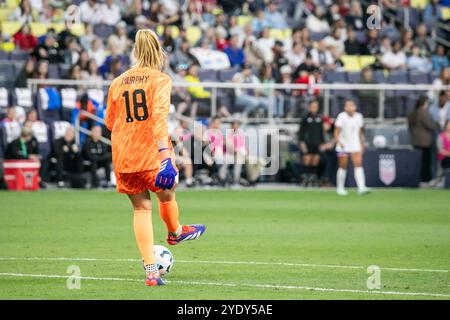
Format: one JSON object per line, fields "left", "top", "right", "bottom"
{"left": 0, "top": 0, "right": 449, "bottom": 189}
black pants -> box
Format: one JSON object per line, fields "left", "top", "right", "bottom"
{"left": 442, "top": 158, "right": 450, "bottom": 170}
{"left": 56, "top": 155, "right": 83, "bottom": 182}
{"left": 90, "top": 159, "right": 111, "bottom": 187}
{"left": 415, "top": 146, "right": 432, "bottom": 182}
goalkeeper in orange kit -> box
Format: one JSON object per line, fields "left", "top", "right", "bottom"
{"left": 105, "top": 29, "right": 206, "bottom": 286}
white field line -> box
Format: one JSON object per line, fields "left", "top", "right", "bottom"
{"left": 0, "top": 272, "right": 449, "bottom": 298}
{"left": 0, "top": 257, "right": 447, "bottom": 273}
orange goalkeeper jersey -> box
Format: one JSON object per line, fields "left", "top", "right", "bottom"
{"left": 105, "top": 67, "right": 172, "bottom": 173}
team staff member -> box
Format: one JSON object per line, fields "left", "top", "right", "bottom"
{"left": 298, "top": 99, "right": 324, "bottom": 187}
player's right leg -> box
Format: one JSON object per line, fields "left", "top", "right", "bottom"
{"left": 336, "top": 154, "right": 349, "bottom": 196}
{"left": 127, "top": 190, "right": 165, "bottom": 286}
{"left": 155, "top": 189, "right": 206, "bottom": 245}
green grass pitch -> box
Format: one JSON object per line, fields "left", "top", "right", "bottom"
{"left": 0, "top": 189, "right": 449, "bottom": 300}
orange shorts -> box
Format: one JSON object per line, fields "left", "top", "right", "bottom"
{"left": 115, "top": 167, "right": 178, "bottom": 195}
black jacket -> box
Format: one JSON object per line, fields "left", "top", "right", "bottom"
{"left": 82, "top": 138, "right": 111, "bottom": 162}
{"left": 5, "top": 137, "right": 39, "bottom": 160}
{"left": 54, "top": 137, "right": 81, "bottom": 160}
{"left": 298, "top": 112, "right": 324, "bottom": 145}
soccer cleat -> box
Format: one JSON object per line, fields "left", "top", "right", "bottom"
{"left": 358, "top": 187, "right": 372, "bottom": 195}
{"left": 145, "top": 272, "right": 166, "bottom": 286}
{"left": 166, "top": 224, "right": 206, "bottom": 245}
{"left": 337, "top": 188, "right": 348, "bottom": 196}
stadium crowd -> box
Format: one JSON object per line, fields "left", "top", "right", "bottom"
{"left": 0, "top": 0, "right": 449, "bottom": 189}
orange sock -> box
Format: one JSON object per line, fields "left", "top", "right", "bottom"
{"left": 133, "top": 209, "right": 155, "bottom": 265}
{"left": 158, "top": 199, "right": 181, "bottom": 234}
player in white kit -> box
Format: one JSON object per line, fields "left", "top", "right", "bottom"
{"left": 334, "top": 100, "right": 371, "bottom": 196}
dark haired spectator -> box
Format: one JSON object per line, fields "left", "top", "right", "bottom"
{"left": 160, "top": 26, "right": 175, "bottom": 54}
{"left": 13, "top": 24, "right": 37, "bottom": 52}
{"left": 400, "top": 28, "right": 415, "bottom": 56}
{"left": 232, "top": 64, "right": 268, "bottom": 117}
{"left": 80, "top": 23, "right": 96, "bottom": 51}
{"left": 185, "top": 64, "right": 212, "bottom": 117}
{"left": 429, "top": 91, "right": 450, "bottom": 130}
{"left": 429, "top": 68, "right": 450, "bottom": 101}
{"left": 77, "top": 50, "right": 91, "bottom": 72}
{"left": 381, "top": 41, "right": 406, "bottom": 70}
{"left": 423, "top": 0, "right": 443, "bottom": 27}
{"left": 103, "top": 57, "right": 124, "bottom": 80}
{"left": 294, "top": 53, "right": 318, "bottom": 77}
{"left": 15, "top": 59, "right": 35, "bottom": 88}
{"left": 344, "top": 27, "right": 364, "bottom": 55}
{"left": 408, "top": 96, "right": 438, "bottom": 182}
{"left": 33, "top": 60, "right": 49, "bottom": 80}
{"left": 32, "top": 32, "right": 62, "bottom": 63}
{"left": 62, "top": 37, "right": 81, "bottom": 65}
{"left": 81, "top": 59, "right": 102, "bottom": 82}
{"left": 182, "top": 0, "right": 203, "bottom": 29}
{"left": 82, "top": 125, "right": 111, "bottom": 188}
{"left": 306, "top": 6, "right": 330, "bottom": 34}
{"left": 58, "top": 22, "right": 79, "bottom": 51}
{"left": 224, "top": 35, "right": 245, "bottom": 67}
{"left": 431, "top": 45, "right": 449, "bottom": 74}
{"left": 171, "top": 40, "right": 197, "bottom": 68}
{"left": 271, "top": 40, "right": 289, "bottom": 76}
{"left": 259, "top": 63, "right": 283, "bottom": 117}
{"left": 407, "top": 45, "right": 432, "bottom": 73}
{"left": 9, "top": 0, "right": 34, "bottom": 24}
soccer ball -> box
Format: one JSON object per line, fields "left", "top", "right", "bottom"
{"left": 154, "top": 245, "right": 174, "bottom": 276}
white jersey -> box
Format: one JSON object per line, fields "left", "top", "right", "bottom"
{"left": 335, "top": 111, "right": 364, "bottom": 153}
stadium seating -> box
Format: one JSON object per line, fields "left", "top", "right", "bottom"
{"left": 13, "top": 88, "right": 33, "bottom": 109}
{"left": 0, "top": 64, "right": 15, "bottom": 89}
{"left": 341, "top": 55, "right": 361, "bottom": 72}
{"left": 93, "top": 24, "right": 115, "bottom": 38}
{"left": 197, "top": 69, "right": 218, "bottom": 82}
{"left": 186, "top": 26, "right": 202, "bottom": 46}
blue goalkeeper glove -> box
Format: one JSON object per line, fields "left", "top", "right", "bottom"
{"left": 155, "top": 158, "right": 177, "bottom": 190}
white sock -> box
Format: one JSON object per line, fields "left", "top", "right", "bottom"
{"left": 185, "top": 178, "right": 193, "bottom": 184}
{"left": 354, "top": 167, "right": 366, "bottom": 190}
{"left": 337, "top": 168, "right": 347, "bottom": 191}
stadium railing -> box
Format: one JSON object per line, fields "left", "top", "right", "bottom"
{"left": 23, "top": 79, "right": 449, "bottom": 148}
{"left": 27, "top": 78, "right": 450, "bottom": 119}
